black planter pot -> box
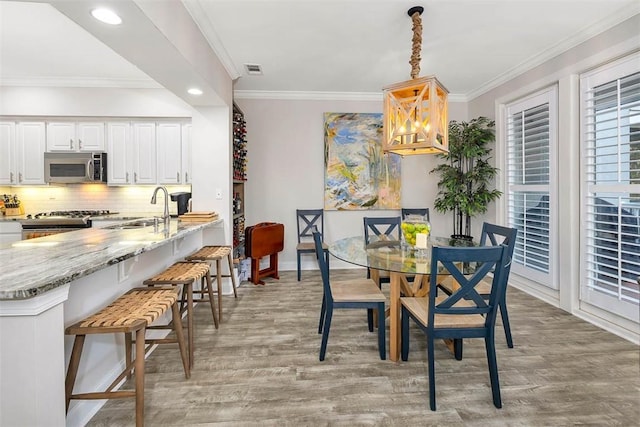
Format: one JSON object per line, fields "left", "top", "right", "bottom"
{"left": 449, "top": 234, "right": 474, "bottom": 246}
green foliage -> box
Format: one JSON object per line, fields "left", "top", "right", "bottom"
{"left": 430, "top": 116, "right": 502, "bottom": 237}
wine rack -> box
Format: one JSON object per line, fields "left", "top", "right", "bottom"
{"left": 233, "top": 104, "right": 247, "bottom": 181}
{"left": 232, "top": 102, "right": 247, "bottom": 260}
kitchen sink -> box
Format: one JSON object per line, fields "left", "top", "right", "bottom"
{"left": 105, "top": 218, "right": 157, "bottom": 230}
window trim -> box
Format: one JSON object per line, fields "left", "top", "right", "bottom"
{"left": 502, "top": 85, "right": 559, "bottom": 289}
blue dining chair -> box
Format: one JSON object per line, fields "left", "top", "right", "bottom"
{"left": 313, "top": 229, "right": 386, "bottom": 361}
{"left": 479, "top": 223, "right": 517, "bottom": 348}
{"left": 438, "top": 222, "right": 517, "bottom": 348}
{"left": 400, "top": 245, "right": 509, "bottom": 410}
{"left": 296, "top": 209, "right": 328, "bottom": 281}
{"left": 363, "top": 216, "right": 401, "bottom": 284}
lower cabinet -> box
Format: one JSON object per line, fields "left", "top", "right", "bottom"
{"left": 0, "top": 222, "right": 22, "bottom": 244}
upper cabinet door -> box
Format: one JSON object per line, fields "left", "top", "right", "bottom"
{"left": 16, "top": 122, "right": 45, "bottom": 185}
{"left": 132, "top": 122, "right": 157, "bottom": 184}
{"left": 107, "top": 122, "right": 131, "bottom": 185}
{"left": 46, "top": 122, "right": 105, "bottom": 152}
{"left": 0, "top": 122, "right": 16, "bottom": 185}
{"left": 156, "top": 123, "right": 182, "bottom": 184}
{"left": 77, "top": 122, "right": 105, "bottom": 152}
{"left": 182, "top": 124, "right": 192, "bottom": 184}
{"left": 46, "top": 122, "right": 75, "bottom": 151}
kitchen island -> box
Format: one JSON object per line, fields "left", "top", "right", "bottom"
{"left": 0, "top": 218, "right": 224, "bottom": 426}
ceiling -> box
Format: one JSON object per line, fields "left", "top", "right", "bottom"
{"left": 1, "top": 0, "right": 639, "bottom": 103}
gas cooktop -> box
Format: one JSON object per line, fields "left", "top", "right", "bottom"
{"left": 26, "top": 210, "right": 116, "bottom": 219}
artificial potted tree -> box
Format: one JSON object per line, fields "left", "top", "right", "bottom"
{"left": 430, "top": 116, "right": 502, "bottom": 240}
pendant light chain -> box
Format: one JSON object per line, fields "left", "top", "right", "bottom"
{"left": 409, "top": 9, "right": 423, "bottom": 80}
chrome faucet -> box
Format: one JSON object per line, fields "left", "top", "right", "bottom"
{"left": 150, "top": 186, "right": 170, "bottom": 229}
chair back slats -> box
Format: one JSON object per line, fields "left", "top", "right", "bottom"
{"left": 480, "top": 222, "right": 517, "bottom": 275}
{"left": 401, "top": 208, "right": 430, "bottom": 222}
{"left": 363, "top": 216, "right": 401, "bottom": 243}
{"left": 297, "top": 209, "right": 324, "bottom": 242}
{"left": 428, "top": 246, "right": 507, "bottom": 327}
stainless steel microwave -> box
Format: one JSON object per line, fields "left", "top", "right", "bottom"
{"left": 44, "top": 152, "right": 107, "bottom": 184}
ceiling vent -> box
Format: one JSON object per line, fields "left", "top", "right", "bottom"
{"left": 244, "top": 63, "right": 263, "bottom": 75}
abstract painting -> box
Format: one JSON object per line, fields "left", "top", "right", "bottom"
{"left": 324, "top": 112, "right": 401, "bottom": 210}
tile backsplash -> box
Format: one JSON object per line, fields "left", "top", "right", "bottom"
{"left": 1, "top": 184, "right": 192, "bottom": 216}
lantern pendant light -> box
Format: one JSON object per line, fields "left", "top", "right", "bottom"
{"left": 383, "top": 6, "right": 449, "bottom": 156}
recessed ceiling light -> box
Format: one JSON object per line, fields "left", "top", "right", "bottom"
{"left": 91, "top": 8, "right": 122, "bottom": 25}
{"left": 188, "top": 88, "right": 203, "bottom": 96}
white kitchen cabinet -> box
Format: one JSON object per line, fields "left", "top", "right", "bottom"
{"left": 107, "top": 122, "right": 156, "bottom": 185}
{"left": 132, "top": 123, "right": 156, "bottom": 184}
{"left": 0, "top": 121, "right": 47, "bottom": 185}
{"left": 46, "top": 122, "right": 105, "bottom": 152}
{"left": 156, "top": 123, "right": 182, "bottom": 184}
{"left": 182, "top": 124, "right": 192, "bottom": 184}
{"left": 0, "top": 122, "right": 16, "bottom": 185}
{"left": 16, "top": 122, "right": 46, "bottom": 185}
{"left": 106, "top": 122, "right": 131, "bottom": 185}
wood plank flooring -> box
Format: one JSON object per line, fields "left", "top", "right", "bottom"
{"left": 87, "top": 269, "right": 640, "bottom": 426}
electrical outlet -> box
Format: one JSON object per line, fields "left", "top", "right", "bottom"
{"left": 216, "top": 188, "right": 222, "bottom": 199}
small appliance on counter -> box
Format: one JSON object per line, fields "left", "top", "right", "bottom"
{"left": 170, "top": 192, "right": 192, "bottom": 216}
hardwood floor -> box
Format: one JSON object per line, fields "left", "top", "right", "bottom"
{"left": 87, "top": 269, "right": 640, "bottom": 426}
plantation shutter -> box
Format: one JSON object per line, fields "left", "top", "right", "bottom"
{"left": 580, "top": 54, "right": 640, "bottom": 321}
{"left": 505, "top": 87, "right": 557, "bottom": 288}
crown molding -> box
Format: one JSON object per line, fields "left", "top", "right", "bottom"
{"left": 466, "top": 3, "right": 640, "bottom": 101}
{"left": 182, "top": 0, "right": 241, "bottom": 81}
{"left": 234, "top": 90, "right": 468, "bottom": 103}
{"left": 0, "top": 77, "right": 162, "bottom": 89}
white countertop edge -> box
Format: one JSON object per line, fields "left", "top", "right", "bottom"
{"left": 0, "top": 283, "right": 70, "bottom": 316}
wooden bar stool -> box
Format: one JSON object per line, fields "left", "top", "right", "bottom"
{"left": 143, "top": 261, "right": 217, "bottom": 369}
{"left": 185, "top": 246, "right": 238, "bottom": 322}
{"left": 65, "top": 287, "right": 189, "bottom": 427}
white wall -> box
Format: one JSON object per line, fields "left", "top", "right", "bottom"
{"left": 0, "top": 86, "right": 193, "bottom": 118}
{"left": 467, "top": 14, "right": 640, "bottom": 342}
{"left": 235, "top": 97, "right": 468, "bottom": 272}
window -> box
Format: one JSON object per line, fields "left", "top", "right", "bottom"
{"left": 504, "top": 87, "right": 558, "bottom": 288}
{"left": 580, "top": 53, "right": 640, "bottom": 321}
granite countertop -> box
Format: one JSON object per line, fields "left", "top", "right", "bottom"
{"left": 0, "top": 218, "right": 222, "bottom": 300}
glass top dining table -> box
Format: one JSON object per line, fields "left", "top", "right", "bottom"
{"left": 329, "top": 235, "right": 477, "bottom": 362}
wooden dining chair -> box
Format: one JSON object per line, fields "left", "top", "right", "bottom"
{"left": 400, "top": 245, "right": 509, "bottom": 411}
{"left": 296, "top": 209, "right": 328, "bottom": 281}
{"left": 438, "top": 222, "right": 517, "bottom": 348}
{"left": 401, "top": 208, "right": 430, "bottom": 222}
{"left": 313, "top": 229, "right": 386, "bottom": 361}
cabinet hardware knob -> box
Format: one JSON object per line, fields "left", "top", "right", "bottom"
{"left": 18, "top": 172, "right": 23, "bottom": 183}
{"left": 78, "top": 139, "right": 82, "bottom": 149}
{"left": 185, "top": 172, "right": 189, "bottom": 182}
{"left": 134, "top": 172, "right": 138, "bottom": 183}
{"left": 177, "top": 172, "right": 180, "bottom": 182}
{"left": 10, "top": 172, "right": 14, "bottom": 183}
{"left": 70, "top": 138, "right": 73, "bottom": 149}
{"left": 126, "top": 172, "right": 130, "bottom": 183}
